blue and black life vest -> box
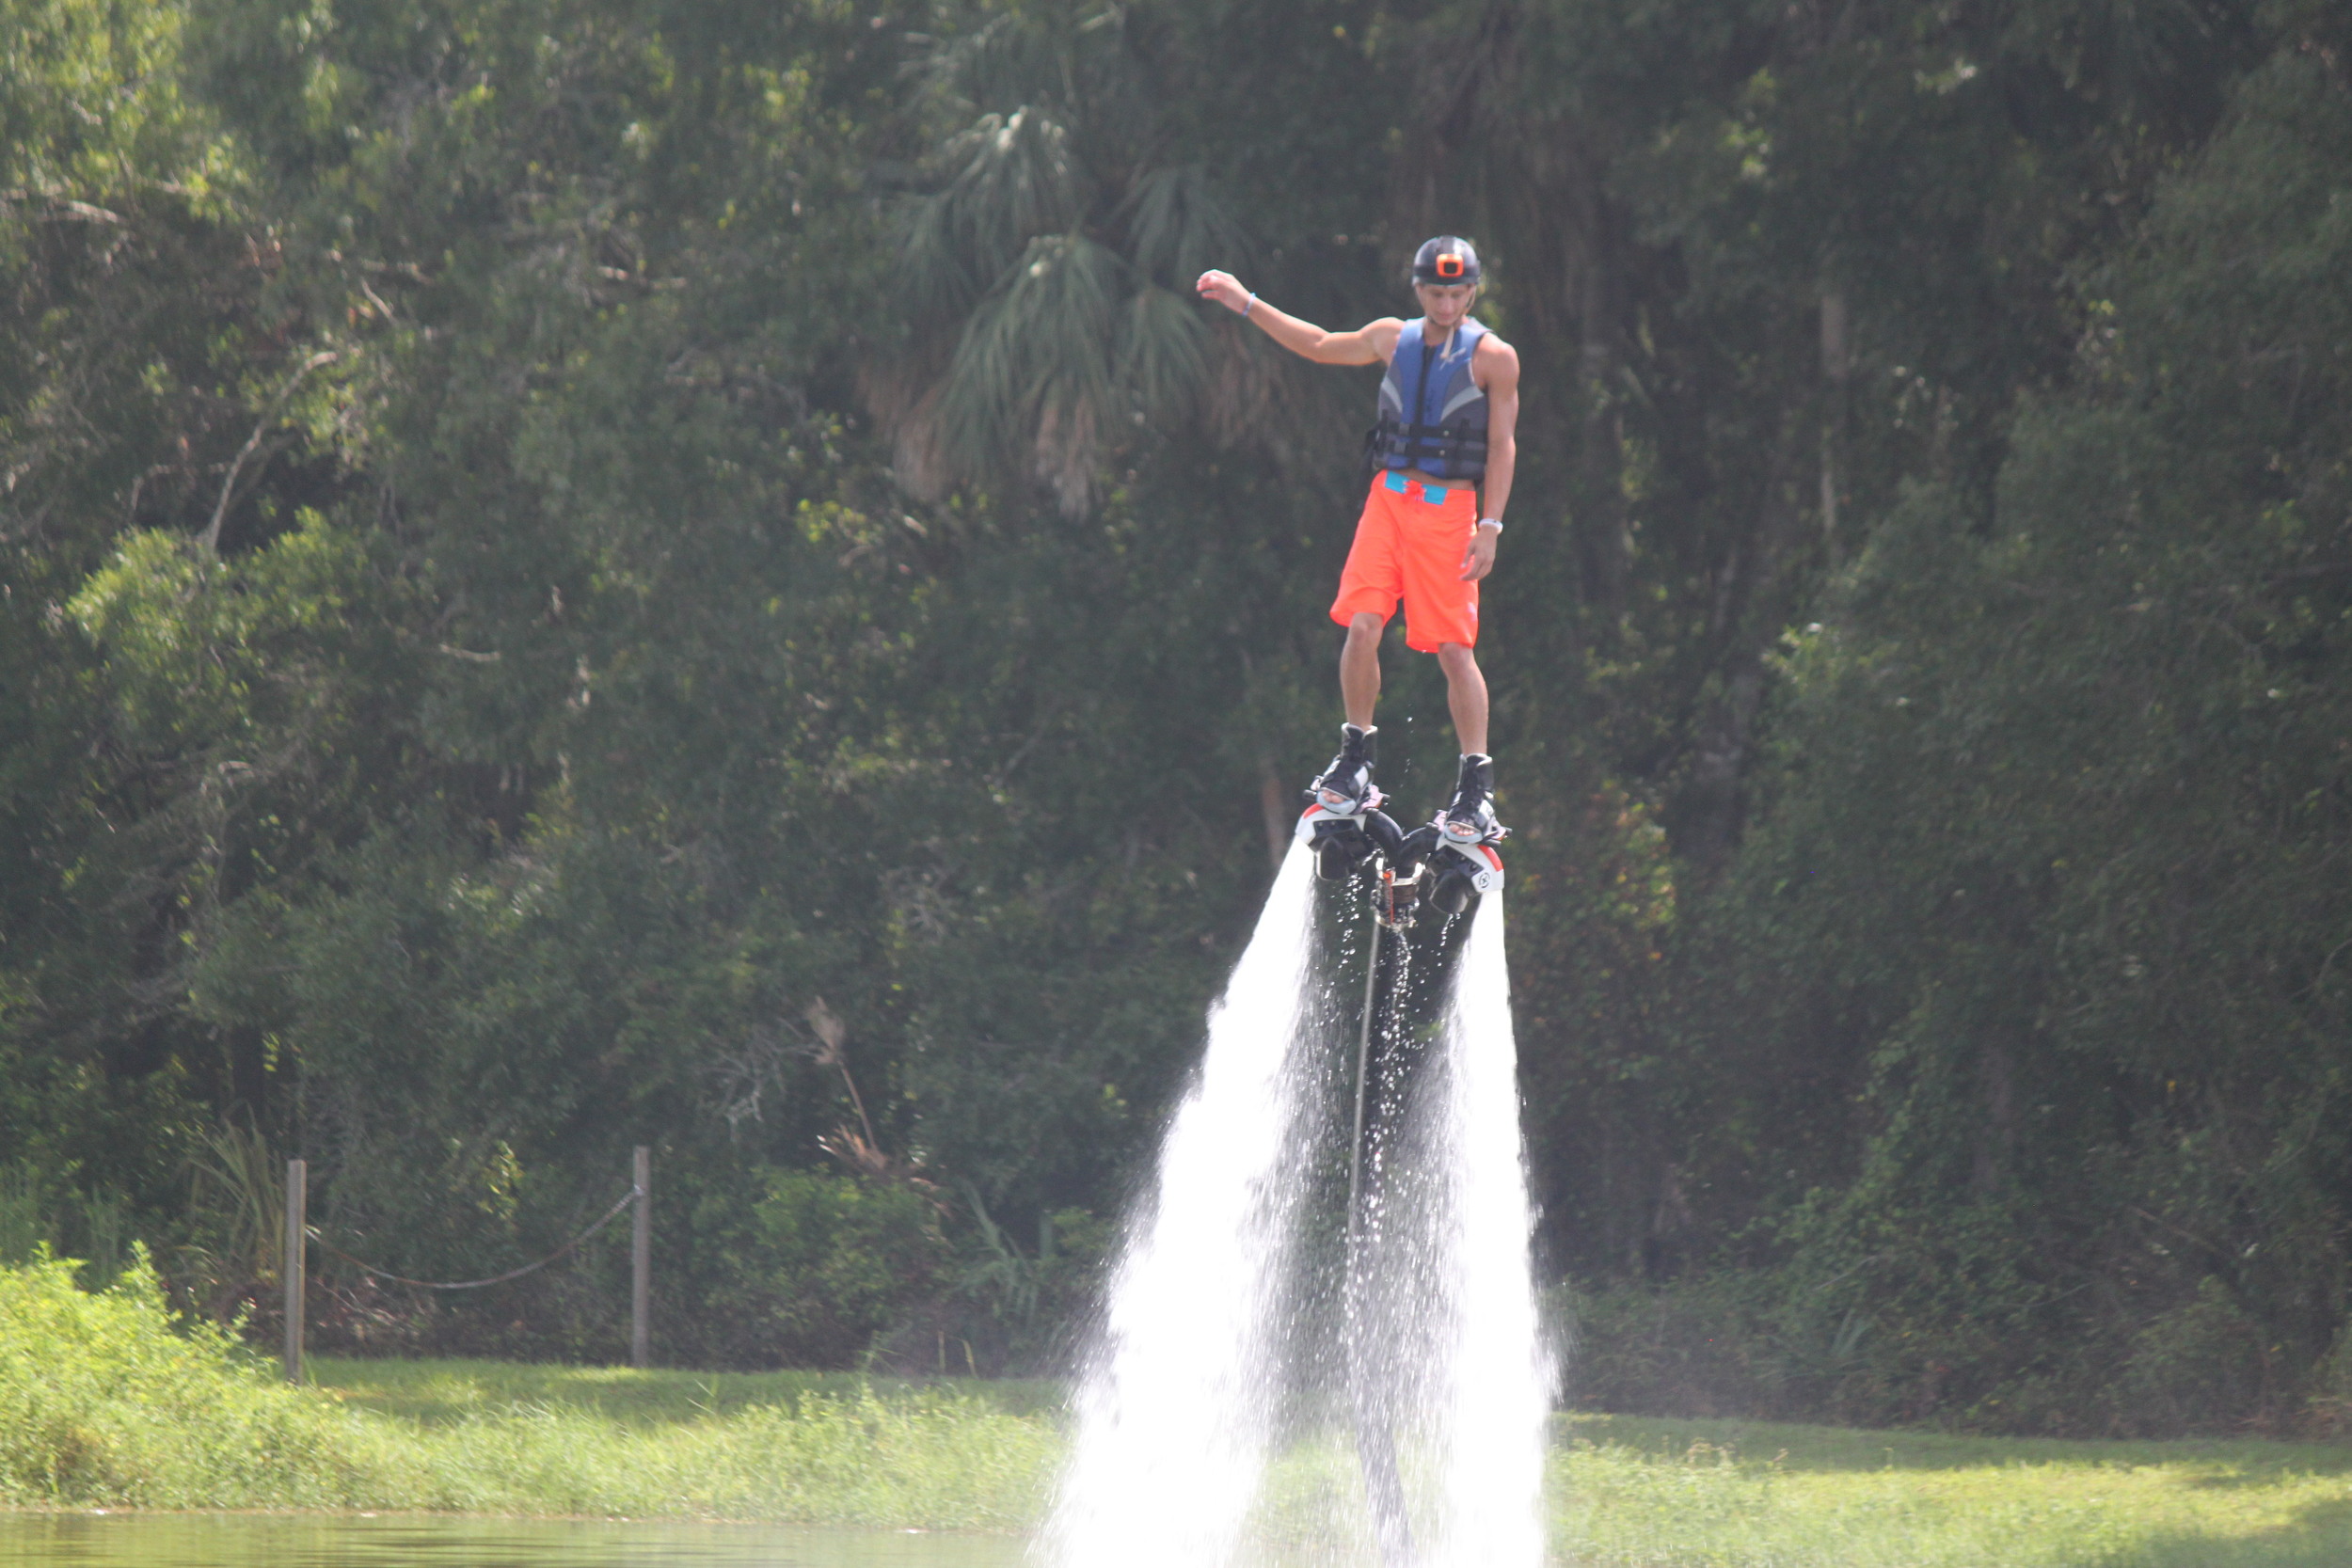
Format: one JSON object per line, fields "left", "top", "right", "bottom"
{"left": 1368, "top": 317, "right": 1489, "bottom": 483}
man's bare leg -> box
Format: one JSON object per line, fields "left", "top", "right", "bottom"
{"left": 1435, "top": 641, "right": 1502, "bottom": 838}
{"left": 1308, "top": 613, "right": 1389, "bottom": 815}
{"left": 1341, "top": 612, "right": 1386, "bottom": 729}
{"left": 1437, "top": 641, "right": 1488, "bottom": 755}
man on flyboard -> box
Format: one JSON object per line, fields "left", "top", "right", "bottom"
{"left": 1198, "top": 236, "right": 1518, "bottom": 847}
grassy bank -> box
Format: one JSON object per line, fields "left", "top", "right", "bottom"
{"left": 0, "top": 1256, "right": 1053, "bottom": 1527}
{"left": 308, "top": 1355, "right": 1065, "bottom": 1425}
{"left": 6, "top": 1259, "right": 2351, "bottom": 1562}
{"left": 1554, "top": 1418, "right": 2352, "bottom": 1568}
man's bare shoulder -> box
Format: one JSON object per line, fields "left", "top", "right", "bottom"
{"left": 1473, "top": 328, "right": 1520, "bottom": 388}
{"left": 1472, "top": 327, "right": 1518, "bottom": 362}
{"left": 1358, "top": 317, "right": 1407, "bottom": 361}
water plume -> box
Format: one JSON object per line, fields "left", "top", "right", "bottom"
{"left": 1041, "top": 845, "right": 1325, "bottom": 1568}
{"left": 1042, "top": 853, "right": 1548, "bottom": 1568}
{"left": 1406, "top": 892, "right": 1549, "bottom": 1567}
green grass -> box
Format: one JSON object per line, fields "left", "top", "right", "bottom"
{"left": 307, "top": 1355, "right": 1064, "bottom": 1426}
{"left": 1554, "top": 1415, "right": 2352, "bottom": 1567}
{"left": 6, "top": 1257, "right": 2352, "bottom": 1562}
{"left": 0, "top": 1255, "right": 1054, "bottom": 1527}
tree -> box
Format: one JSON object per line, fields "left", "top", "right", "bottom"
{"left": 1696, "top": 46, "right": 2352, "bottom": 1433}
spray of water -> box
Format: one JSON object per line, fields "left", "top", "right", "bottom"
{"left": 1041, "top": 845, "right": 1326, "bottom": 1568}
{"left": 1413, "top": 892, "right": 1551, "bottom": 1567}
{"left": 1043, "top": 854, "right": 1548, "bottom": 1568}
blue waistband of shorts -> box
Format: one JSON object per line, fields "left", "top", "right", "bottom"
{"left": 1382, "top": 470, "right": 1455, "bottom": 505}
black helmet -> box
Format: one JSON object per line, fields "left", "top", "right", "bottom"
{"left": 1411, "top": 235, "right": 1481, "bottom": 288}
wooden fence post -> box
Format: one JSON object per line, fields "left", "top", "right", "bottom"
{"left": 630, "top": 1146, "right": 650, "bottom": 1369}
{"left": 283, "top": 1158, "right": 307, "bottom": 1385}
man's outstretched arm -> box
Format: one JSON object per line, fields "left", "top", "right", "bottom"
{"left": 1197, "top": 270, "right": 1397, "bottom": 365}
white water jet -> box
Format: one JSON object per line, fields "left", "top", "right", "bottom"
{"left": 1044, "top": 857, "right": 1548, "bottom": 1568}
{"left": 1041, "top": 844, "right": 1325, "bottom": 1568}
{"left": 1415, "top": 891, "right": 1551, "bottom": 1567}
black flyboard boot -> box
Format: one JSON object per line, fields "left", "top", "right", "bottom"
{"left": 1310, "top": 722, "right": 1378, "bottom": 816}
{"left": 1441, "top": 752, "right": 1504, "bottom": 846}
{"left": 1302, "top": 724, "right": 1392, "bottom": 881}
{"left": 1421, "top": 752, "right": 1506, "bottom": 916}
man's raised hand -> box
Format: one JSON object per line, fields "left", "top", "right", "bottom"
{"left": 1196, "top": 270, "right": 1250, "bottom": 313}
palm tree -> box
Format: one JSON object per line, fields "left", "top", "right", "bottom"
{"left": 874, "top": 5, "right": 1259, "bottom": 515}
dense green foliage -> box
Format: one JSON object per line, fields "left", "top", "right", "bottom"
{"left": 3, "top": 0, "right": 2349, "bottom": 1433}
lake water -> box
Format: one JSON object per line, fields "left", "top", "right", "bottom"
{"left": 0, "top": 1513, "right": 1025, "bottom": 1568}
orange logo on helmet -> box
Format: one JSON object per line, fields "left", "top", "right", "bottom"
{"left": 1436, "top": 254, "right": 1465, "bottom": 279}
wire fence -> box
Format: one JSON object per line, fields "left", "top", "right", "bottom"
{"left": 303, "top": 1180, "right": 643, "bottom": 1291}
{"left": 281, "top": 1148, "right": 652, "bottom": 1382}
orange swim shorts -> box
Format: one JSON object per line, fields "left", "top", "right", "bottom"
{"left": 1329, "top": 469, "right": 1481, "bottom": 652}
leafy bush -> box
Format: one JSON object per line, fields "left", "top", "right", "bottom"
{"left": 0, "top": 1250, "right": 410, "bottom": 1506}
{"left": 1554, "top": 1273, "right": 1793, "bottom": 1421}
{"left": 691, "top": 1170, "right": 949, "bottom": 1369}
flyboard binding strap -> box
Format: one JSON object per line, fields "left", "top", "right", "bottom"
{"left": 1296, "top": 800, "right": 1505, "bottom": 925}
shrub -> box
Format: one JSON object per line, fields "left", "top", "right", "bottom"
{"left": 691, "top": 1169, "right": 949, "bottom": 1368}
{"left": 0, "top": 1249, "right": 410, "bottom": 1506}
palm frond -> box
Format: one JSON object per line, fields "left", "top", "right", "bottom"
{"left": 1120, "top": 164, "right": 1255, "bottom": 291}
{"left": 878, "top": 22, "right": 1272, "bottom": 513}
{"left": 898, "top": 189, "right": 987, "bottom": 325}
{"left": 918, "top": 109, "right": 1087, "bottom": 302}
{"left": 1116, "top": 282, "right": 1210, "bottom": 423}
{"left": 914, "top": 6, "right": 1152, "bottom": 157}
{"left": 911, "top": 11, "right": 1065, "bottom": 122}
{"left": 936, "top": 231, "right": 1130, "bottom": 513}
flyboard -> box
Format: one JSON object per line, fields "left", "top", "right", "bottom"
{"left": 1298, "top": 786, "right": 1504, "bottom": 1567}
